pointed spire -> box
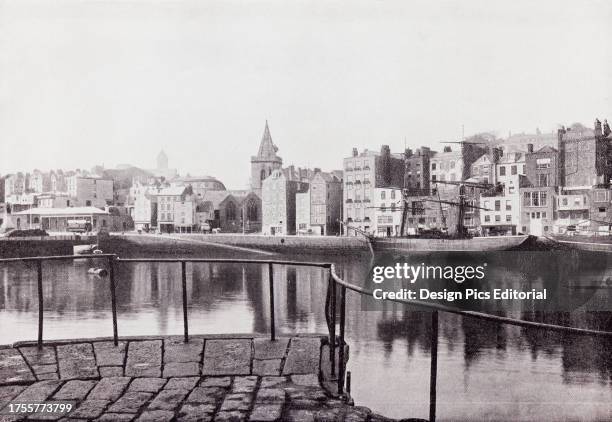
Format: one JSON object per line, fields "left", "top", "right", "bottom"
{"left": 257, "top": 120, "right": 279, "bottom": 157}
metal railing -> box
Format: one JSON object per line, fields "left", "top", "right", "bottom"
{"left": 2, "top": 254, "right": 612, "bottom": 422}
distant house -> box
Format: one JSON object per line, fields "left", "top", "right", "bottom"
{"left": 200, "top": 191, "right": 262, "bottom": 233}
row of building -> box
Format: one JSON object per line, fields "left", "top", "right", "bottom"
{"left": 3, "top": 118, "right": 612, "bottom": 237}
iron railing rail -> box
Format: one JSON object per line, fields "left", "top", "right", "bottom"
{"left": 1, "top": 254, "right": 612, "bottom": 422}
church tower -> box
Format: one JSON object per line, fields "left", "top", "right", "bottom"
{"left": 251, "top": 121, "right": 283, "bottom": 195}
{"left": 157, "top": 150, "right": 168, "bottom": 170}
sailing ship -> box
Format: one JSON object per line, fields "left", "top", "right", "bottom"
{"left": 360, "top": 140, "right": 535, "bottom": 252}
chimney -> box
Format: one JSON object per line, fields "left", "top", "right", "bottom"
{"left": 314, "top": 167, "right": 321, "bottom": 174}
{"left": 604, "top": 119, "right": 611, "bottom": 137}
{"left": 405, "top": 148, "right": 413, "bottom": 158}
{"left": 352, "top": 148, "right": 358, "bottom": 157}
{"left": 443, "top": 146, "right": 452, "bottom": 153}
{"left": 527, "top": 144, "right": 534, "bottom": 153}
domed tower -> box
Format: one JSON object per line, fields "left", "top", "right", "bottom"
{"left": 251, "top": 121, "right": 283, "bottom": 195}
{"left": 157, "top": 150, "right": 168, "bottom": 170}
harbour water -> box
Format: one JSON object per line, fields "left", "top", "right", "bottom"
{"left": 1, "top": 247, "right": 611, "bottom": 421}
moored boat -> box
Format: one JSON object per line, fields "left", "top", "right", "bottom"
{"left": 370, "top": 234, "right": 535, "bottom": 252}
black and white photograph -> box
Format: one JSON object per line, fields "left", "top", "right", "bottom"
{"left": 0, "top": 1, "right": 611, "bottom": 421}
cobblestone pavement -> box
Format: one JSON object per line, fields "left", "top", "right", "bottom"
{"left": 0, "top": 336, "right": 406, "bottom": 422}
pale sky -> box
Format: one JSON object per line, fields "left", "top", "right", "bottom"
{"left": 1, "top": 0, "right": 611, "bottom": 189}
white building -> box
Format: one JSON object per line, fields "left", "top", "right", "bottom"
{"left": 372, "top": 187, "right": 403, "bottom": 237}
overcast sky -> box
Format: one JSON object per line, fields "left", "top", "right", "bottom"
{"left": 1, "top": 0, "right": 611, "bottom": 189}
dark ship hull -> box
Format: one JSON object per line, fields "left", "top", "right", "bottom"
{"left": 370, "top": 234, "right": 535, "bottom": 252}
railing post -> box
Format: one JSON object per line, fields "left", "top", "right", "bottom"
{"left": 337, "top": 285, "right": 347, "bottom": 395}
{"left": 108, "top": 255, "right": 119, "bottom": 346}
{"left": 429, "top": 310, "right": 439, "bottom": 422}
{"left": 37, "top": 260, "right": 43, "bottom": 349}
{"left": 268, "top": 262, "right": 275, "bottom": 341}
{"left": 330, "top": 273, "right": 336, "bottom": 377}
{"left": 181, "top": 261, "right": 189, "bottom": 343}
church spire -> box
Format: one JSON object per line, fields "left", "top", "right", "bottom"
{"left": 257, "top": 120, "right": 279, "bottom": 158}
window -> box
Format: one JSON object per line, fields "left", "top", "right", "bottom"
{"left": 495, "top": 215, "right": 501, "bottom": 222}
{"left": 536, "top": 158, "right": 551, "bottom": 169}
{"left": 484, "top": 215, "right": 490, "bottom": 222}
{"left": 450, "top": 173, "right": 456, "bottom": 181}
{"left": 381, "top": 203, "right": 386, "bottom": 212}
{"left": 495, "top": 200, "right": 500, "bottom": 211}
{"left": 499, "top": 166, "right": 506, "bottom": 176}
{"left": 484, "top": 200, "right": 489, "bottom": 209}
{"left": 599, "top": 207, "right": 606, "bottom": 213}
{"left": 226, "top": 202, "right": 237, "bottom": 221}
{"left": 450, "top": 161, "right": 455, "bottom": 169}
{"left": 562, "top": 198, "right": 568, "bottom": 206}
{"left": 381, "top": 191, "right": 386, "bottom": 200}
{"left": 506, "top": 200, "right": 511, "bottom": 211}
{"left": 506, "top": 215, "right": 512, "bottom": 222}
{"left": 537, "top": 174, "right": 548, "bottom": 187}
{"left": 511, "top": 165, "right": 517, "bottom": 175}
{"left": 247, "top": 200, "right": 258, "bottom": 221}
{"left": 391, "top": 190, "right": 396, "bottom": 199}
{"left": 542, "top": 212, "right": 546, "bottom": 218}
{"left": 595, "top": 191, "right": 608, "bottom": 202}
{"left": 432, "top": 175, "right": 437, "bottom": 182}
{"left": 432, "top": 163, "right": 437, "bottom": 170}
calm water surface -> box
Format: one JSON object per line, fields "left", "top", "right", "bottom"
{"left": 1, "top": 247, "right": 611, "bottom": 421}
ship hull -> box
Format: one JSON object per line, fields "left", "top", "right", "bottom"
{"left": 371, "top": 235, "right": 535, "bottom": 252}
{"left": 547, "top": 235, "right": 612, "bottom": 252}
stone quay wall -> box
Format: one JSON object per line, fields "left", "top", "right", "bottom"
{"left": 0, "top": 335, "right": 409, "bottom": 422}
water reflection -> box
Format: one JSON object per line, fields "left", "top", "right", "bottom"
{"left": 0, "top": 251, "right": 611, "bottom": 421}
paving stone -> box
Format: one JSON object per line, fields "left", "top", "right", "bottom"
{"left": 87, "top": 377, "right": 131, "bottom": 401}
{"left": 37, "top": 372, "right": 60, "bottom": 380}
{"left": 53, "top": 380, "right": 97, "bottom": 401}
{"left": 32, "top": 364, "right": 58, "bottom": 375}
{"left": 185, "top": 386, "right": 226, "bottom": 405}
{"left": 135, "top": 410, "right": 174, "bottom": 421}
{"left": 253, "top": 359, "right": 281, "bottom": 376}
{"left": 164, "top": 377, "right": 199, "bottom": 390}
{"left": 128, "top": 378, "right": 166, "bottom": 393}
{"left": 290, "top": 374, "right": 319, "bottom": 387}
{"left": 0, "top": 348, "right": 35, "bottom": 384}
{"left": 163, "top": 338, "right": 203, "bottom": 363}
{"left": 215, "top": 410, "right": 247, "bottom": 421}
{"left": 57, "top": 344, "right": 98, "bottom": 380}
{"left": 286, "top": 386, "right": 328, "bottom": 404}
{"left": 162, "top": 362, "right": 199, "bottom": 377}
{"left": 231, "top": 376, "right": 258, "bottom": 393}
{"left": 219, "top": 393, "right": 252, "bottom": 411}
{"left": 199, "top": 376, "right": 231, "bottom": 388}
{"left": 253, "top": 338, "right": 289, "bottom": 360}
{"left": 0, "top": 385, "right": 27, "bottom": 414}
{"left": 93, "top": 341, "right": 126, "bottom": 367}
{"left": 96, "top": 413, "right": 135, "bottom": 422}
{"left": 286, "top": 409, "right": 315, "bottom": 422}
{"left": 26, "top": 401, "right": 69, "bottom": 421}
{"left": 260, "top": 376, "right": 287, "bottom": 388}
{"left": 69, "top": 399, "right": 110, "bottom": 419}
{"left": 202, "top": 339, "right": 251, "bottom": 376}
{"left": 107, "top": 391, "right": 152, "bottom": 413}
{"left": 315, "top": 407, "right": 345, "bottom": 421}
{"left": 11, "top": 380, "right": 62, "bottom": 402}
{"left": 283, "top": 338, "right": 320, "bottom": 375}
{"left": 19, "top": 346, "right": 56, "bottom": 365}
{"left": 177, "top": 403, "right": 216, "bottom": 421}
{"left": 99, "top": 366, "right": 123, "bottom": 377}
{"left": 125, "top": 341, "right": 162, "bottom": 378}
{"left": 255, "top": 388, "right": 285, "bottom": 404}
{"left": 250, "top": 404, "right": 283, "bottom": 422}
{"left": 147, "top": 388, "right": 188, "bottom": 411}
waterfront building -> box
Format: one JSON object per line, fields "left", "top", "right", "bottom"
{"left": 343, "top": 146, "right": 403, "bottom": 235}
{"left": 480, "top": 175, "right": 527, "bottom": 236}
{"left": 10, "top": 206, "right": 131, "bottom": 232}
{"left": 295, "top": 170, "right": 343, "bottom": 235}
{"left": 200, "top": 190, "right": 262, "bottom": 233}
{"left": 404, "top": 147, "right": 432, "bottom": 195}
{"left": 4, "top": 173, "right": 26, "bottom": 197}
{"left": 66, "top": 174, "right": 114, "bottom": 208}
{"left": 262, "top": 169, "right": 307, "bottom": 235}
{"left": 251, "top": 121, "right": 283, "bottom": 196}
{"left": 373, "top": 187, "right": 404, "bottom": 236}
{"left": 469, "top": 153, "right": 495, "bottom": 184}
{"left": 149, "top": 186, "right": 196, "bottom": 233}
{"left": 520, "top": 145, "right": 559, "bottom": 235}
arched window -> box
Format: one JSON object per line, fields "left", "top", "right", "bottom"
{"left": 247, "top": 200, "right": 258, "bottom": 221}
{"left": 226, "top": 201, "right": 236, "bottom": 221}
{"left": 260, "top": 169, "right": 267, "bottom": 181}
